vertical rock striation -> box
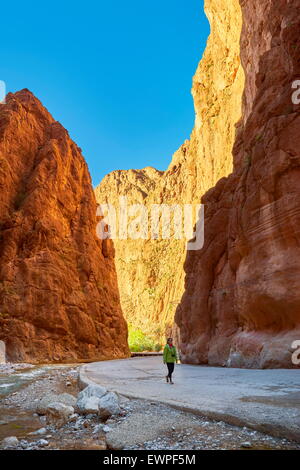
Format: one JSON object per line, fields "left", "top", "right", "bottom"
{"left": 176, "top": 0, "right": 300, "bottom": 368}
{"left": 0, "top": 89, "right": 130, "bottom": 362}
{"left": 95, "top": 0, "right": 244, "bottom": 344}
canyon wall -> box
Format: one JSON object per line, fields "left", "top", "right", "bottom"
{"left": 0, "top": 90, "right": 130, "bottom": 363}
{"left": 95, "top": 0, "right": 244, "bottom": 344}
{"left": 176, "top": 0, "right": 300, "bottom": 368}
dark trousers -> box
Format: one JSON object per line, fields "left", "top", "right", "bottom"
{"left": 166, "top": 362, "right": 175, "bottom": 379}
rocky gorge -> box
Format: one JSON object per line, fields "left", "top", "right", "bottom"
{"left": 0, "top": 0, "right": 299, "bottom": 370}
{"left": 95, "top": 0, "right": 245, "bottom": 347}
{"left": 96, "top": 0, "right": 300, "bottom": 368}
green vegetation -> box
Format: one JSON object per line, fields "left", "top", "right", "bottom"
{"left": 128, "top": 323, "right": 162, "bottom": 352}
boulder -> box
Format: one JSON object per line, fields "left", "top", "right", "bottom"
{"left": 35, "top": 393, "right": 76, "bottom": 414}
{"left": 98, "top": 392, "right": 121, "bottom": 420}
{"left": 1, "top": 436, "right": 19, "bottom": 448}
{"left": 76, "top": 385, "right": 107, "bottom": 415}
{"left": 46, "top": 402, "right": 74, "bottom": 427}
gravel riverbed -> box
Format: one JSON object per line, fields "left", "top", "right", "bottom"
{"left": 0, "top": 364, "right": 299, "bottom": 451}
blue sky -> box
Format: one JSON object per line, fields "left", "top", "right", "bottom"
{"left": 1, "top": 1, "right": 209, "bottom": 186}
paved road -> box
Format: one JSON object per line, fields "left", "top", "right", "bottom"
{"left": 80, "top": 357, "right": 300, "bottom": 442}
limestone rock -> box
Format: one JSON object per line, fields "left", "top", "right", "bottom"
{"left": 0, "top": 89, "right": 130, "bottom": 363}
{"left": 76, "top": 384, "right": 107, "bottom": 415}
{"left": 29, "top": 428, "right": 47, "bottom": 436}
{"left": 46, "top": 402, "right": 75, "bottom": 427}
{"left": 98, "top": 392, "right": 121, "bottom": 420}
{"left": 35, "top": 392, "right": 77, "bottom": 414}
{"left": 1, "top": 436, "right": 19, "bottom": 448}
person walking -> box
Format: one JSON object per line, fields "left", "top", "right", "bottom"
{"left": 163, "top": 337, "right": 179, "bottom": 384}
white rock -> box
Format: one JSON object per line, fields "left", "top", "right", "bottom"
{"left": 2, "top": 436, "right": 19, "bottom": 448}
{"left": 93, "top": 424, "right": 104, "bottom": 434}
{"left": 76, "top": 385, "right": 107, "bottom": 415}
{"left": 74, "top": 418, "right": 85, "bottom": 430}
{"left": 46, "top": 402, "right": 75, "bottom": 427}
{"left": 37, "top": 439, "right": 49, "bottom": 447}
{"left": 98, "top": 392, "right": 121, "bottom": 420}
{"left": 29, "top": 427, "right": 47, "bottom": 436}
{"left": 35, "top": 393, "right": 76, "bottom": 414}
{"left": 20, "top": 440, "right": 29, "bottom": 449}
{"left": 103, "top": 425, "right": 112, "bottom": 433}
{"left": 241, "top": 442, "right": 252, "bottom": 448}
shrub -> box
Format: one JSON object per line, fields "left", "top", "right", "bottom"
{"left": 128, "top": 323, "right": 158, "bottom": 352}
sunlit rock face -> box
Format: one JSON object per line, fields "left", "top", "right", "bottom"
{"left": 95, "top": 0, "right": 244, "bottom": 345}
{"left": 176, "top": 0, "right": 300, "bottom": 368}
{"left": 0, "top": 90, "right": 130, "bottom": 363}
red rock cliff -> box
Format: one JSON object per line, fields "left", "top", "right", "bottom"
{"left": 95, "top": 0, "right": 244, "bottom": 345}
{"left": 0, "top": 89, "right": 130, "bottom": 363}
{"left": 176, "top": 0, "right": 300, "bottom": 368}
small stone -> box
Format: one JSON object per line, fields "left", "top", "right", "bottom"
{"left": 20, "top": 440, "right": 29, "bottom": 449}
{"left": 93, "top": 424, "right": 104, "bottom": 434}
{"left": 37, "top": 439, "right": 49, "bottom": 447}
{"left": 241, "top": 442, "right": 252, "bottom": 449}
{"left": 29, "top": 427, "right": 47, "bottom": 436}
{"left": 103, "top": 425, "right": 111, "bottom": 433}
{"left": 69, "top": 413, "right": 79, "bottom": 422}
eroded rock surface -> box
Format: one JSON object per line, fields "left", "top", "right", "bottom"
{"left": 176, "top": 0, "right": 300, "bottom": 367}
{"left": 0, "top": 89, "right": 130, "bottom": 362}
{"left": 95, "top": 0, "right": 244, "bottom": 344}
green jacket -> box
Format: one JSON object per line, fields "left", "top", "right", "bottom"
{"left": 163, "top": 344, "right": 179, "bottom": 363}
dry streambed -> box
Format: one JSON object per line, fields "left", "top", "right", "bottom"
{"left": 0, "top": 365, "right": 299, "bottom": 451}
